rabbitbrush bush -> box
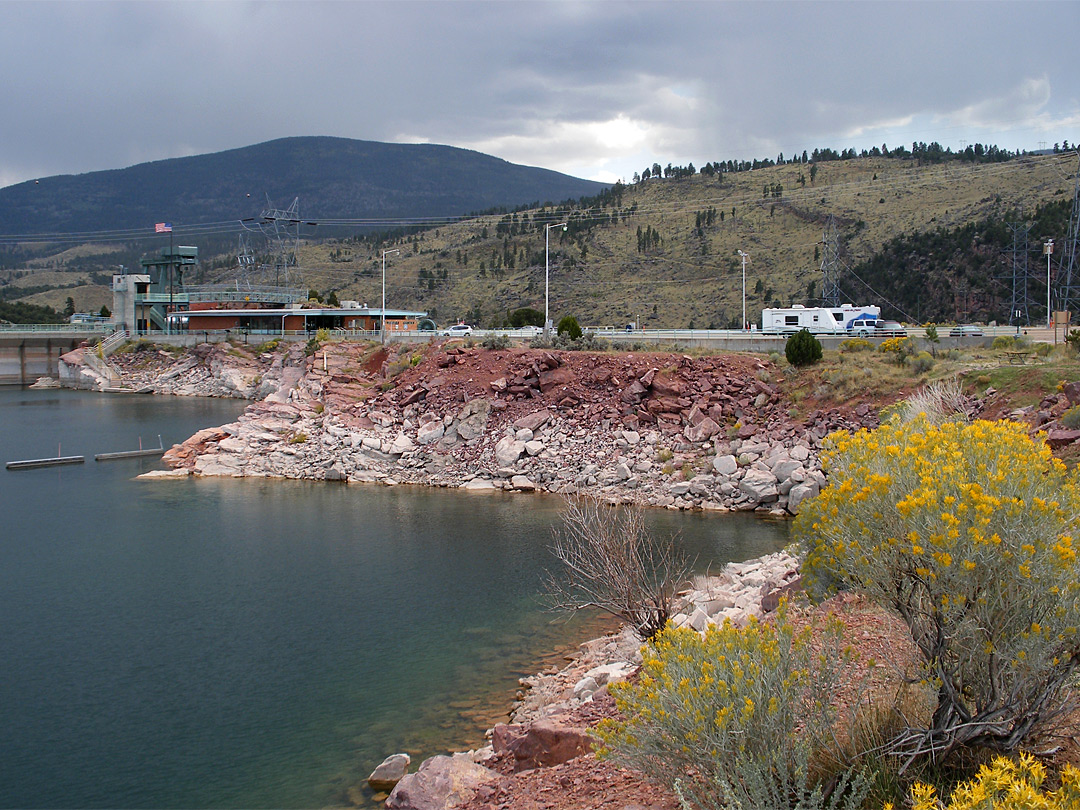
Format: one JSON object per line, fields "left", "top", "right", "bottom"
{"left": 796, "top": 417, "right": 1080, "bottom": 766}
{"left": 596, "top": 607, "right": 870, "bottom": 810}
{"left": 890, "top": 752, "right": 1080, "bottom": 810}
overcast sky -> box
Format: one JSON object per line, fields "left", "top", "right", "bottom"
{"left": 1, "top": 0, "right": 1078, "bottom": 191}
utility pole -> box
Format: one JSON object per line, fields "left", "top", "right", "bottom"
{"left": 1045, "top": 239, "right": 1055, "bottom": 328}
{"left": 381, "top": 249, "right": 399, "bottom": 344}
{"left": 544, "top": 222, "right": 567, "bottom": 337}
{"left": 737, "top": 250, "right": 749, "bottom": 330}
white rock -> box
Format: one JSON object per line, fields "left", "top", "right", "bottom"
{"left": 712, "top": 454, "right": 738, "bottom": 475}
{"left": 494, "top": 436, "right": 525, "bottom": 467}
{"left": 389, "top": 432, "right": 415, "bottom": 455}
{"left": 739, "top": 468, "right": 779, "bottom": 503}
{"left": 416, "top": 421, "right": 445, "bottom": 445}
{"left": 787, "top": 483, "right": 818, "bottom": 514}
{"left": 510, "top": 475, "right": 537, "bottom": 491}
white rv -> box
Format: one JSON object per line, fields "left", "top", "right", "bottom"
{"left": 761, "top": 304, "right": 881, "bottom": 335}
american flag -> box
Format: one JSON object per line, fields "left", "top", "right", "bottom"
{"left": 155, "top": 222, "right": 172, "bottom": 233}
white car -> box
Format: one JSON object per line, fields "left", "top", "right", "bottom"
{"left": 949, "top": 325, "right": 984, "bottom": 337}
{"left": 440, "top": 323, "right": 473, "bottom": 337}
{"left": 517, "top": 325, "right": 543, "bottom": 335}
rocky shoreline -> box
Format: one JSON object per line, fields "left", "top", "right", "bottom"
{"left": 375, "top": 549, "right": 802, "bottom": 809}
{"left": 61, "top": 339, "right": 885, "bottom": 514}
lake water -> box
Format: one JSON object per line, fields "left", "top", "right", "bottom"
{"left": 0, "top": 388, "right": 789, "bottom": 808}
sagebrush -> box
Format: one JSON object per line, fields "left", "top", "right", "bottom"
{"left": 796, "top": 417, "right": 1080, "bottom": 766}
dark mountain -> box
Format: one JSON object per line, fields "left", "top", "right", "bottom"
{"left": 0, "top": 137, "right": 608, "bottom": 235}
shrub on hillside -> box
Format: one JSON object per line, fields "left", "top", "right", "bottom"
{"left": 896, "top": 753, "right": 1080, "bottom": 810}
{"left": 796, "top": 417, "right": 1080, "bottom": 764}
{"left": 785, "top": 329, "right": 823, "bottom": 366}
{"left": 992, "top": 335, "right": 1015, "bottom": 350}
{"left": 557, "top": 315, "right": 583, "bottom": 340}
{"left": 1062, "top": 405, "right": 1080, "bottom": 429}
{"left": 910, "top": 350, "right": 934, "bottom": 374}
{"left": 597, "top": 607, "right": 870, "bottom": 810}
{"left": 878, "top": 336, "right": 916, "bottom": 364}
{"left": 840, "top": 338, "right": 874, "bottom": 353}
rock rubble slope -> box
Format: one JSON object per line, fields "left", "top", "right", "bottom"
{"left": 112, "top": 339, "right": 885, "bottom": 513}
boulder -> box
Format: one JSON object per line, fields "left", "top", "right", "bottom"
{"left": 368, "top": 753, "right": 411, "bottom": 793}
{"left": 761, "top": 578, "right": 803, "bottom": 613}
{"left": 514, "top": 409, "right": 552, "bottom": 432}
{"left": 712, "top": 454, "right": 738, "bottom": 476}
{"left": 524, "top": 439, "right": 545, "bottom": 456}
{"left": 416, "top": 421, "right": 445, "bottom": 445}
{"left": 389, "top": 432, "right": 416, "bottom": 455}
{"left": 494, "top": 436, "right": 526, "bottom": 467}
{"left": 786, "top": 483, "right": 817, "bottom": 514}
{"left": 510, "top": 475, "right": 537, "bottom": 491}
{"left": 684, "top": 417, "right": 720, "bottom": 442}
{"left": 771, "top": 459, "right": 805, "bottom": 483}
{"left": 538, "top": 367, "right": 575, "bottom": 393}
{"left": 491, "top": 719, "right": 593, "bottom": 772}
{"left": 385, "top": 753, "right": 497, "bottom": 810}
{"left": 1065, "top": 381, "right": 1080, "bottom": 407}
{"left": 454, "top": 399, "right": 491, "bottom": 441}
{"left": 739, "top": 469, "right": 779, "bottom": 503}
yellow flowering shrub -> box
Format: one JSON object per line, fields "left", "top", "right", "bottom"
{"left": 597, "top": 607, "right": 869, "bottom": 810}
{"left": 796, "top": 417, "right": 1080, "bottom": 760}
{"left": 889, "top": 753, "right": 1080, "bottom": 810}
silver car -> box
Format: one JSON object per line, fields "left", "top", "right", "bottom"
{"left": 440, "top": 323, "right": 473, "bottom": 337}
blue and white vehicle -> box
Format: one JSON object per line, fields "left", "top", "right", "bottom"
{"left": 761, "top": 304, "right": 882, "bottom": 336}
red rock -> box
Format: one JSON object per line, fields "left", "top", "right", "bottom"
{"left": 492, "top": 720, "right": 593, "bottom": 772}
{"left": 514, "top": 409, "right": 552, "bottom": 431}
{"left": 1047, "top": 429, "right": 1080, "bottom": 448}
{"left": 649, "top": 376, "right": 682, "bottom": 397}
{"left": 538, "top": 367, "right": 575, "bottom": 393}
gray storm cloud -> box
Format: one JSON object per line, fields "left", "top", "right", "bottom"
{"left": 0, "top": 0, "right": 1076, "bottom": 189}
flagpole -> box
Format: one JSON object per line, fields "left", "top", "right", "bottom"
{"left": 169, "top": 227, "right": 173, "bottom": 335}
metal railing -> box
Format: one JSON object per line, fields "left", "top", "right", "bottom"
{"left": 0, "top": 323, "right": 113, "bottom": 334}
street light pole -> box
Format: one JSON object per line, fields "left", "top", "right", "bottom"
{"left": 1045, "top": 239, "right": 1055, "bottom": 329}
{"left": 737, "top": 250, "right": 749, "bottom": 330}
{"left": 381, "top": 248, "right": 399, "bottom": 344}
{"left": 545, "top": 222, "right": 567, "bottom": 337}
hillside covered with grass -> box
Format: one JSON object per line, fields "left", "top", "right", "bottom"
{"left": 3, "top": 145, "right": 1077, "bottom": 328}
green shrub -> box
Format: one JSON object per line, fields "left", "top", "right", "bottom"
{"left": 557, "top": 315, "right": 583, "bottom": 340}
{"left": 992, "top": 335, "right": 1015, "bottom": 350}
{"left": 481, "top": 333, "right": 511, "bottom": 350}
{"left": 1035, "top": 341, "right": 1052, "bottom": 357}
{"left": 785, "top": 329, "right": 823, "bottom": 367}
{"left": 796, "top": 418, "right": 1080, "bottom": 763}
{"left": 597, "top": 607, "right": 869, "bottom": 810}
{"left": 1062, "top": 405, "right": 1080, "bottom": 429}
{"left": 910, "top": 351, "right": 934, "bottom": 374}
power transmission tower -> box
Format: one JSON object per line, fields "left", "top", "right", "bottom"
{"left": 1006, "top": 219, "right": 1036, "bottom": 327}
{"left": 820, "top": 216, "right": 842, "bottom": 307}
{"left": 259, "top": 196, "right": 304, "bottom": 291}
{"left": 1053, "top": 153, "right": 1080, "bottom": 316}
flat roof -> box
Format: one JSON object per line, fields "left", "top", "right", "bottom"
{"left": 167, "top": 307, "right": 427, "bottom": 320}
